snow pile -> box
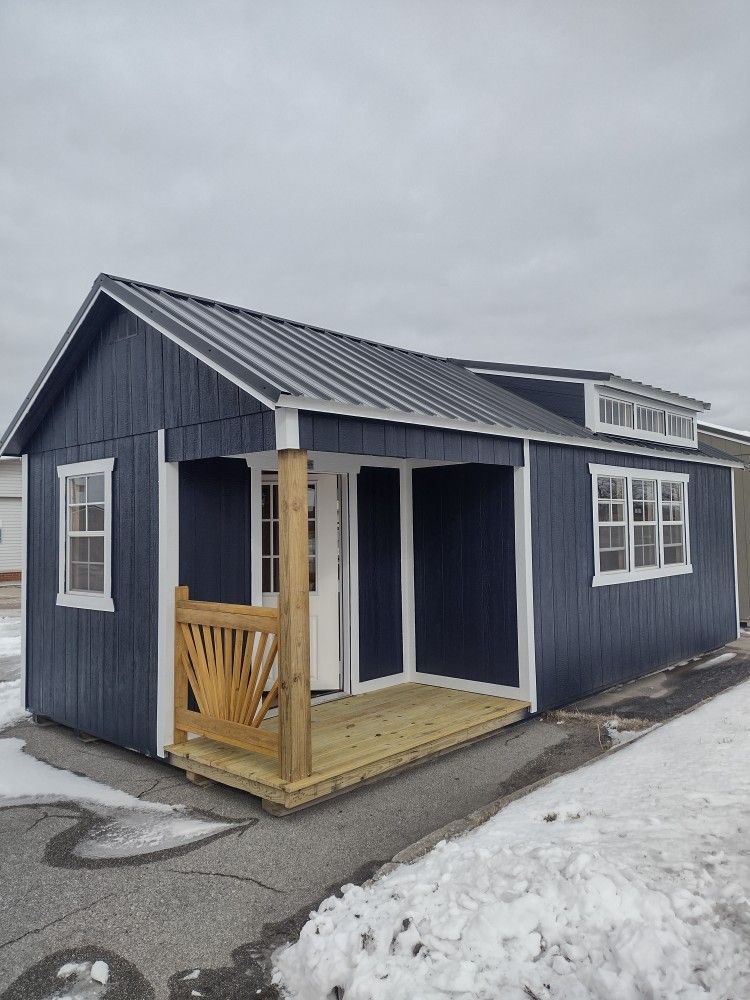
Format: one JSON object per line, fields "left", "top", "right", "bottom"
{"left": 0, "top": 677, "right": 28, "bottom": 730}
{"left": 275, "top": 681, "right": 750, "bottom": 999}
{"left": 0, "top": 613, "right": 21, "bottom": 662}
{"left": 0, "top": 738, "right": 231, "bottom": 859}
{"left": 692, "top": 651, "right": 736, "bottom": 672}
{"left": 54, "top": 960, "right": 109, "bottom": 999}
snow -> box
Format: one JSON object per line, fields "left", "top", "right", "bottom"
{"left": 53, "top": 961, "right": 110, "bottom": 1000}
{"left": 0, "top": 737, "right": 232, "bottom": 859}
{"left": 692, "top": 651, "right": 736, "bottom": 672}
{"left": 274, "top": 680, "right": 750, "bottom": 1000}
{"left": 0, "top": 614, "right": 27, "bottom": 730}
{"left": 89, "top": 962, "right": 109, "bottom": 985}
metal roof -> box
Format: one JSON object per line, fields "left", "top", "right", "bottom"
{"left": 453, "top": 358, "right": 710, "bottom": 410}
{"left": 98, "top": 275, "right": 593, "bottom": 438}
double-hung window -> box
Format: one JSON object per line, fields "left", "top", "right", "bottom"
{"left": 57, "top": 458, "right": 114, "bottom": 611}
{"left": 590, "top": 464, "right": 691, "bottom": 586}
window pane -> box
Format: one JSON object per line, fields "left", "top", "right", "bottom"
{"left": 308, "top": 557, "right": 316, "bottom": 592}
{"left": 89, "top": 537, "right": 105, "bottom": 563}
{"left": 600, "top": 549, "right": 626, "bottom": 572}
{"left": 307, "top": 485, "right": 316, "bottom": 518}
{"left": 272, "top": 556, "right": 280, "bottom": 592}
{"left": 598, "top": 502, "right": 609, "bottom": 522}
{"left": 68, "top": 476, "right": 87, "bottom": 504}
{"left": 70, "top": 563, "right": 89, "bottom": 591}
{"left": 68, "top": 505, "right": 86, "bottom": 531}
{"left": 70, "top": 537, "right": 89, "bottom": 562}
{"left": 664, "top": 544, "right": 685, "bottom": 565}
{"left": 271, "top": 484, "right": 278, "bottom": 518}
{"left": 88, "top": 563, "right": 104, "bottom": 594}
{"left": 261, "top": 485, "right": 271, "bottom": 520}
{"left": 87, "top": 504, "right": 105, "bottom": 531}
{"left": 86, "top": 474, "right": 105, "bottom": 503}
{"left": 611, "top": 502, "right": 625, "bottom": 522}
{"left": 262, "top": 556, "right": 271, "bottom": 593}
{"left": 597, "top": 477, "right": 611, "bottom": 500}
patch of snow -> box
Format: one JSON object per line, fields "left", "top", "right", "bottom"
{"left": 0, "top": 677, "right": 29, "bottom": 730}
{"left": 275, "top": 680, "right": 750, "bottom": 1000}
{"left": 692, "top": 651, "right": 736, "bottom": 671}
{"left": 52, "top": 961, "right": 109, "bottom": 1000}
{"left": 603, "top": 718, "right": 655, "bottom": 747}
{"left": 183, "top": 970, "right": 201, "bottom": 981}
{"left": 0, "top": 738, "right": 231, "bottom": 858}
{"left": 89, "top": 962, "right": 109, "bottom": 985}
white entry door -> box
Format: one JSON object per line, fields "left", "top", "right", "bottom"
{"left": 261, "top": 473, "right": 341, "bottom": 691}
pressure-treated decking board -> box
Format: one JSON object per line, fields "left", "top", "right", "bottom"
{"left": 166, "top": 683, "right": 529, "bottom": 811}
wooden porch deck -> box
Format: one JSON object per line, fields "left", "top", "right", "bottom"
{"left": 166, "top": 683, "right": 529, "bottom": 812}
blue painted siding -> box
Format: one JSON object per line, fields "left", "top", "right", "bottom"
{"left": 530, "top": 442, "right": 737, "bottom": 710}
{"left": 477, "top": 374, "right": 586, "bottom": 426}
{"left": 357, "top": 467, "right": 403, "bottom": 681}
{"left": 179, "top": 459, "right": 253, "bottom": 604}
{"left": 412, "top": 464, "right": 519, "bottom": 685}
{"left": 27, "top": 300, "right": 271, "bottom": 460}
{"left": 23, "top": 302, "right": 268, "bottom": 755}
{"left": 299, "top": 412, "right": 524, "bottom": 465}
{"left": 26, "top": 435, "right": 158, "bottom": 754}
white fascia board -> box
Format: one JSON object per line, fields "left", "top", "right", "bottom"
{"left": 605, "top": 377, "right": 709, "bottom": 412}
{"left": 274, "top": 407, "right": 300, "bottom": 450}
{"left": 276, "top": 396, "right": 742, "bottom": 469}
{"left": 99, "top": 286, "right": 277, "bottom": 409}
{"left": 0, "top": 284, "right": 279, "bottom": 459}
{"left": 698, "top": 422, "right": 750, "bottom": 447}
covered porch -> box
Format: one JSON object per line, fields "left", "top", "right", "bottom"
{"left": 161, "top": 438, "right": 534, "bottom": 812}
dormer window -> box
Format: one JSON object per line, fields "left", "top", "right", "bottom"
{"left": 592, "top": 388, "right": 698, "bottom": 447}
{"left": 599, "top": 396, "right": 633, "bottom": 429}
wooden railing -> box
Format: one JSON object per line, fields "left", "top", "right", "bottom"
{"left": 173, "top": 586, "right": 281, "bottom": 761}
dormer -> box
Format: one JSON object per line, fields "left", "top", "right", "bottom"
{"left": 454, "top": 361, "right": 710, "bottom": 449}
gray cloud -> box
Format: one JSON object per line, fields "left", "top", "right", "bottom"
{"left": 1, "top": 0, "right": 748, "bottom": 428}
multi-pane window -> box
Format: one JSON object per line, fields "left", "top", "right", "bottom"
{"left": 596, "top": 476, "right": 628, "bottom": 571}
{"left": 661, "top": 481, "right": 686, "bottom": 564}
{"left": 262, "top": 480, "right": 317, "bottom": 594}
{"left": 599, "top": 396, "right": 634, "bottom": 429}
{"left": 631, "top": 479, "right": 658, "bottom": 568}
{"left": 636, "top": 405, "right": 666, "bottom": 435}
{"left": 591, "top": 465, "right": 690, "bottom": 584}
{"left": 57, "top": 458, "right": 113, "bottom": 611}
{"left": 667, "top": 413, "right": 694, "bottom": 440}
{"left": 67, "top": 473, "right": 106, "bottom": 593}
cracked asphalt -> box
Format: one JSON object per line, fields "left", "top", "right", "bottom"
{"left": 2, "top": 630, "right": 749, "bottom": 999}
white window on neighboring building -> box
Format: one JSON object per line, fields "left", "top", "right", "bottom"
{"left": 599, "top": 396, "right": 634, "bottom": 430}
{"left": 57, "top": 458, "right": 114, "bottom": 612}
{"left": 590, "top": 464, "right": 691, "bottom": 586}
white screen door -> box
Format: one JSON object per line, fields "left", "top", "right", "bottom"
{"left": 261, "top": 473, "right": 341, "bottom": 691}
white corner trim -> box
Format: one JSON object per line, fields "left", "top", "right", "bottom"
{"left": 56, "top": 456, "right": 115, "bottom": 613}
{"left": 731, "top": 469, "right": 740, "bottom": 638}
{"left": 274, "top": 407, "right": 300, "bottom": 450}
{"left": 19, "top": 454, "right": 28, "bottom": 707}
{"left": 156, "top": 429, "right": 180, "bottom": 756}
{"left": 399, "top": 463, "right": 416, "bottom": 683}
{"left": 514, "top": 440, "right": 537, "bottom": 712}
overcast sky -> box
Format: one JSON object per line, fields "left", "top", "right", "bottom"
{"left": 1, "top": 1, "right": 748, "bottom": 430}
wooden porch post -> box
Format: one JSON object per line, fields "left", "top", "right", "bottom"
{"left": 277, "top": 448, "right": 312, "bottom": 781}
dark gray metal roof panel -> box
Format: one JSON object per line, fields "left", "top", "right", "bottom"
{"left": 100, "top": 276, "right": 595, "bottom": 439}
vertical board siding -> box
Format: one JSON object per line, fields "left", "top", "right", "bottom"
{"left": 25, "top": 435, "right": 159, "bottom": 754}
{"left": 299, "top": 412, "right": 524, "bottom": 466}
{"left": 530, "top": 442, "right": 737, "bottom": 710}
{"left": 412, "top": 464, "right": 519, "bottom": 685}
{"left": 178, "top": 459, "right": 253, "bottom": 605}
{"left": 26, "top": 301, "right": 270, "bottom": 460}
{"left": 357, "top": 467, "right": 403, "bottom": 681}
{"left": 476, "top": 374, "right": 587, "bottom": 426}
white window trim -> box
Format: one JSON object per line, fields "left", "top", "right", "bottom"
{"left": 588, "top": 385, "right": 698, "bottom": 448}
{"left": 57, "top": 457, "right": 115, "bottom": 612}
{"left": 589, "top": 463, "right": 692, "bottom": 587}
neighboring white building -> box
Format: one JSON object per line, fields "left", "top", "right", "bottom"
{"left": 0, "top": 457, "right": 22, "bottom": 579}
